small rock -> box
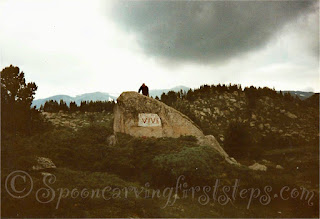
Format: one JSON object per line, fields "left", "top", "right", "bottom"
{"left": 107, "top": 135, "right": 117, "bottom": 146}
{"left": 32, "top": 157, "right": 56, "bottom": 171}
{"left": 271, "top": 127, "right": 277, "bottom": 132}
{"left": 261, "top": 159, "right": 271, "bottom": 164}
{"left": 248, "top": 163, "right": 267, "bottom": 171}
{"left": 203, "top": 108, "right": 211, "bottom": 114}
{"left": 213, "top": 107, "right": 220, "bottom": 114}
{"left": 258, "top": 124, "right": 264, "bottom": 130}
{"left": 264, "top": 123, "right": 271, "bottom": 129}
{"left": 276, "top": 165, "right": 284, "bottom": 170}
{"left": 224, "top": 110, "right": 230, "bottom": 116}
{"left": 285, "top": 112, "right": 298, "bottom": 119}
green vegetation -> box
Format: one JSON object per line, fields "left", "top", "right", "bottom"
{"left": 2, "top": 122, "right": 318, "bottom": 217}
{"left": 224, "top": 121, "right": 261, "bottom": 160}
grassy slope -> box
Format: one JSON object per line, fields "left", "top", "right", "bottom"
{"left": 2, "top": 110, "right": 319, "bottom": 218}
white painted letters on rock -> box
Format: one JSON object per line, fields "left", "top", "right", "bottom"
{"left": 138, "top": 113, "right": 161, "bottom": 127}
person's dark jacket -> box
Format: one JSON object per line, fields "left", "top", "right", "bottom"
{"left": 138, "top": 85, "right": 149, "bottom": 96}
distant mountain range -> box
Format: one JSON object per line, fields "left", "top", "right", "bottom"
{"left": 281, "top": 91, "right": 315, "bottom": 100}
{"left": 32, "top": 92, "right": 116, "bottom": 108}
{"left": 32, "top": 86, "right": 315, "bottom": 108}
{"left": 32, "top": 86, "right": 191, "bottom": 108}
{"left": 149, "top": 85, "right": 190, "bottom": 98}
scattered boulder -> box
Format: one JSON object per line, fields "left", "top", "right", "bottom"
{"left": 200, "top": 111, "right": 206, "bottom": 116}
{"left": 203, "top": 108, "right": 211, "bottom": 115}
{"left": 261, "top": 159, "right": 271, "bottom": 164}
{"left": 276, "top": 165, "right": 284, "bottom": 170}
{"left": 213, "top": 107, "right": 220, "bottom": 115}
{"left": 271, "top": 127, "right": 277, "bottom": 132}
{"left": 264, "top": 123, "right": 271, "bottom": 129}
{"left": 285, "top": 112, "right": 298, "bottom": 119}
{"left": 107, "top": 135, "right": 117, "bottom": 146}
{"left": 251, "top": 114, "right": 257, "bottom": 120}
{"left": 248, "top": 163, "right": 267, "bottom": 171}
{"left": 258, "top": 124, "right": 264, "bottom": 130}
{"left": 32, "top": 157, "right": 56, "bottom": 171}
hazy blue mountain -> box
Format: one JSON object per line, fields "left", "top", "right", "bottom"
{"left": 74, "top": 92, "right": 115, "bottom": 104}
{"left": 32, "top": 92, "right": 116, "bottom": 108}
{"left": 281, "top": 91, "right": 314, "bottom": 100}
{"left": 149, "top": 85, "right": 190, "bottom": 98}
{"left": 32, "top": 95, "right": 73, "bottom": 108}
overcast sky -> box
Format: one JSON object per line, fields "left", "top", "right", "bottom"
{"left": 0, "top": 0, "right": 318, "bottom": 99}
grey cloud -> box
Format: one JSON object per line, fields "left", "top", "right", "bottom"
{"left": 111, "top": 1, "right": 317, "bottom": 64}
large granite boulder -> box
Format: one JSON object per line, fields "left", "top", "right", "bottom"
{"left": 114, "top": 91, "right": 204, "bottom": 138}
{"left": 114, "top": 92, "right": 239, "bottom": 165}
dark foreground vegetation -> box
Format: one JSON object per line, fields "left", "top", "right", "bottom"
{"left": 1, "top": 65, "right": 319, "bottom": 217}
{"left": 2, "top": 123, "right": 319, "bottom": 217}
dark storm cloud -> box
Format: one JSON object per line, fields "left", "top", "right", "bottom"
{"left": 111, "top": 0, "right": 317, "bottom": 64}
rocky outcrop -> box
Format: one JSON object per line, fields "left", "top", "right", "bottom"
{"left": 114, "top": 92, "right": 204, "bottom": 138}
{"left": 167, "top": 90, "right": 318, "bottom": 145}
{"left": 114, "top": 92, "right": 239, "bottom": 165}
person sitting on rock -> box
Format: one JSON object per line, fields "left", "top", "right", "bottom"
{"left": 138, "top": 83, "right": 149, "bottom": 97}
